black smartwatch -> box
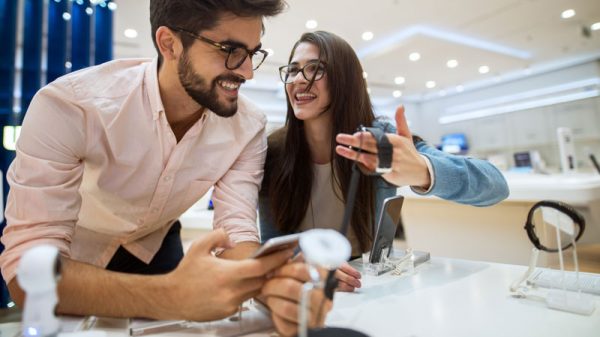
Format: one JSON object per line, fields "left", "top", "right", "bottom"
{"left": 524, "top": 200, "right": 585, "bottom": 252}
{"left": 362, "top": 126, "right": 393, "bottom": 175}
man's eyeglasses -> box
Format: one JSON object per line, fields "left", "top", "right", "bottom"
{"left": 279, "top": 60, "right": 326, "bottom": 84}
{"left": 170, "top": 27, "right": 268, "bottom": 71}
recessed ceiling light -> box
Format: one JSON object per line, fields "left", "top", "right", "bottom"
{"left": 85, "top": 7, "right": 93, "bottom": 15}
{"left": 124, "top": 28, "right": 138, "bottom": 39}
{"left": 65, "top": 61, "right": 72, "bottom": 69}
{"left": 362, "top": 31, "right": 374, "bottom": 41}
{"left": 426, "top": 81, "right": 436, "bottom": 89}
{"left": 393, "top": 90, "right": 402, "bottom": 98}
{"left": 561, "top": 9, "right": 575, "bottom": 19}
{"left": 478, "top": 65, "right": 490, "bottom": 74}
{"left": 107, "top": 2, "right": 117, "bottom": 10}
{"left": 305, "top": 19, "right": 318, "bottom": 29}
{"left": 394, "top": 76, "right": 405, "bottom": 85}
{"left": 362, "top": 71, "right": 368, "bottom": 79}
{"left": 591, "top": 22, "right": 600, "bottom": 31}
{"left": 62, "top": 12, "right": 71, "bottom": 21}
{"left": 409, "top": 52, "right": 421, "bottom": 61}
{"left": 446, "top": 59, "right": 458, "bottom": 68}
{"left": 456, "top": 85, "right": 464, "bottom": 92}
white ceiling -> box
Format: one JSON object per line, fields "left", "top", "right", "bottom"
{"left": 113, "top": 0, "right": 600, "bottom": 102}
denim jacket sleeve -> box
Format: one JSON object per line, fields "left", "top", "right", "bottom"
{"left": 372, "top": 119, "right": 509, "bottom": 207}
{"left": 413, "top": 142, "right": 509, "bottom": 206}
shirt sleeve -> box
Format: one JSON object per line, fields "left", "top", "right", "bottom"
{"left": 0, "top": 78, "right": 86, "bottom": 283}
{"left": 211, "top": 125, "right": 267, "bottom": 243}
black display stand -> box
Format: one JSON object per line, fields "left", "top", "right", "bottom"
{"left": 305, "top": 327, "right": 370, "bottom": 337}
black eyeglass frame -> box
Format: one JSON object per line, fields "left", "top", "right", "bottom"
{"left": 524, "top": 200, "right": 585, "bottom": 252}
{"left": 278, "top": 60, "right": 327, "bottom": 84}
{"left": 170, "top": 26, "right": 268, "bottom": 71}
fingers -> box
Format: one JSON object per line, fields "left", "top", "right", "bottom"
{"left": 338, "top": 262, "right": 361, "bottom": 279}
{"left": 335, "top": 145, "right": 378, "bottom": 170}
{"left": 237, "top": 248, "right": 295, "bottom": 278}
{"left": 335, "top": 266, "right": 361, "bottom": 290}
{"left": 262, "top": 264, "right": 333, "bottom": 336}
{"left": 264, "top": 288, "right": 328, "bottom": 325}
{"left": 187, "top": 229, "right": 233, "bottom": 256}
{"left": 395, "top": 105, "right": 412, "bottom": 138}
{"left": 271, "top": 310, "right": 298, "bottom": 337}
{"left": 271, "top": 262, "right": 329, "bottom": 282}
{"left": 262, "top": 277, "right": 303, "bottom": 302}
{"left": 336, "top": 133, "right": 377, "bottom": 153}
{"left": 336, "top": 280, "right": 357, "bottom": 292}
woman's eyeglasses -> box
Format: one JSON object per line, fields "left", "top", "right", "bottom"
{"left": 170, "top": 27, "right": 268, "bottom": 71}
{"left": 278, "top": 60, "right": 326, "bottom": 84}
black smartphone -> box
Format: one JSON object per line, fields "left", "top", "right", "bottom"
{"left": 251, "top": 233, "right": 300, "bottom": 258}
{"left": 369, "top": 195, "right": 404, "bottom": 263}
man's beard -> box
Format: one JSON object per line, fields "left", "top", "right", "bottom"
{"left": 177, "top": 51, "right": 245, "bottom": 118}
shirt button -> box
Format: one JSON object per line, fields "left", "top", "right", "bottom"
{"left": 164, "top": 176, "right": 172, "bottom": 182}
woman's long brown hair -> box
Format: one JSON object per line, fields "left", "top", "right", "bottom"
{"left": 263, "top": 31, "right": 376, "bottom": 253}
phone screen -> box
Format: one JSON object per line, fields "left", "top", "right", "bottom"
{"left": 251, "top": 233, "right": 300, "bottom": 258}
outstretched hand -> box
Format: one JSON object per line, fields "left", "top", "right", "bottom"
{"left": 335, "top": 106, "right": 431, "bottom": 188}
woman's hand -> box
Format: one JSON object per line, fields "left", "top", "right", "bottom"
{"left": 335, "top": 262, "right": 362, "bottom": 292}
{"left": 335, "top": 106, "right": 431, "bottom": 189}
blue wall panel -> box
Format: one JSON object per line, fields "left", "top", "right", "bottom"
{"left": 0, "top": 0, "right": 19, "bottom": 308}
{"left": 22, "top": 0, "right": 44, "bottom": 111}
{"left": 94, "top": 1, "right": 113, "bottom": 65}
{"left": 0, "top": 0, "right": 18, "bottom": 115}
{"left": 47, "top": 0, "right": 68, "bottom": 83}
{"left": 72, "top": 1, "right": 91, "bottom": 71}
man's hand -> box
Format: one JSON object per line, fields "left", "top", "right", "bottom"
{"left": 261, "top": 262, "right": 332, "bottom": 337}
{"left": 335, "top": 106, "right": 431, "bottom": 189}
{"left": 163, "top": 229, "right": 293, "bottom": 321}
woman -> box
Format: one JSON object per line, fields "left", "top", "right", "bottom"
{"left": 258, "top": 31, "right": 509, "bottom": 291}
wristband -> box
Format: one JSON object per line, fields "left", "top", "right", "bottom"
{"left": 361, "top": 126, "right": 393, "bottom": 175}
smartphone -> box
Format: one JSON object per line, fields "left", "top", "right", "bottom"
{"left": 251, "top": 233, "right": 300, "bottom": 258}
{"left": 370, "top": 195, "right": 404, "bottom": 263}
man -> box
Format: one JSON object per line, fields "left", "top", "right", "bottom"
{"left": 0, "top": 1, "right": 328, "bottom": 335}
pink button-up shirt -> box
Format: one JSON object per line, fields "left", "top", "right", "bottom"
{"left": 0, "top": 58, "right": 267, "bottom": 282}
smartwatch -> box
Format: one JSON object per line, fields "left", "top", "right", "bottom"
{"left": 362, "top": 126, "right": 393, "bottom": 175}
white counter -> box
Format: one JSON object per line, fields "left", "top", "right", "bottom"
{"left": 3, "top": 257, "right": 597, "bottom": 337}
{"left": 399, "top": 172, "right": 600, "bottom": 266}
